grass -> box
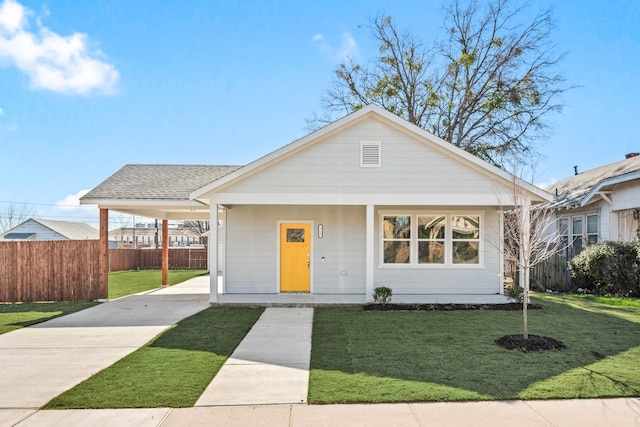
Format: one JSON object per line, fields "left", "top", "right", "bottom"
{"left": 309, "top": 293, "right": 640, "bottom": 403}
{"left": 0, "top": 302, "right": 99, "bottom": 335}
{"left": 108, "top": 269, "right": 208, "bottom": 299}
{"left": 44, "top": 306, "right": 264, "bottom": 409}
{"left": 568, "top": 294, "right": 640, "bottom": 309}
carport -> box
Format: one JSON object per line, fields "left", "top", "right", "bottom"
{"left": 80, "top": 164, "right": 240, "bottom": 297}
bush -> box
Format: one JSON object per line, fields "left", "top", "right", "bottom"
{"left": 373, "top": 286, "right": 393, "bottom": 304}
{"left": 568, "top": 241, "right": 640, "bottom": 297}
{"left": 505, "top": 283, "right": 524, "bottom": 301}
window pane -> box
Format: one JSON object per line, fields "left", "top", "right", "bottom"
{"left": 286, "top": 229, "right": 304, "bottom": 242}
{"left": 452, "top": 241, "right": 478, "bottom": 264}
{"left": 418, "top": 241, "right": 445, "bottom": 264}
{"left": 383, "top": 216, "right": 411, "bottom": 239}
{"left": 559, "top": 218, "right": 569, "bottom": 236}
{"left": 587, "top": 235, "right": 598, "bottom": 245}
{"left": 572, "top": 217, "right": 583, "bottom": 235}
{"left": 384, "top": 241, "right": 410, "bottom": 264}
{"left": 452, "top": 216, "right": 480, "bottom": 239}
{"left": 573, "top": 236, "right": 583, "bottom": 254}
{"left": 587, "top": 215, "right": 598, "bottom": 234}
{"left": 418, "top": 216, "right": 445, "bottom": 239}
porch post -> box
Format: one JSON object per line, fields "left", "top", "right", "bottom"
{"left": 162, "top": 219, "right": 169, "bottom": 286}
{"left": 209, "top": 201, "right": 218, "bottom": 303}
{"left": 98, "top": 208, "right": 109, "bottom": 300}
{"left": 365, "top": 204, "right": 375, "bottom": 303}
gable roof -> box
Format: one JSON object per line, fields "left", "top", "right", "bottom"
{"left": 81, "top": 164, "right": 241, "bottom": 201}
{"left": 1, "top": 218, "right": 99, "bottom": 240}
{"left": 547, "top": 154, "right": 640, "bottom": 208}
{"left": 190, "top": 104, "right": 551, "bottom": 203}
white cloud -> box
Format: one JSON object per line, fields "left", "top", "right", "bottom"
{"left": 55, "top": 189, "right": 92, "bottom": 212}
{"left": 0, "top": 0, "right": 119, "bottom": 95}
{"left": 0, "top": 107, "right": 3, "bottom": 115}
{"left": 312, "top": 32, "right": 359, "bottom": 62}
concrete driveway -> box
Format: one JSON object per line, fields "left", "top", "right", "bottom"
{"left": 0, "top": 276, "right": 210, "bottom": 409}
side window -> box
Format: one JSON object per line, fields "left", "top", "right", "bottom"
{"left": 586, "top": 214, "right": 598, "bottom": 245}
{"left": 572, "top": 217, "right": 583, "bottom": 255}
{"left": 451, "top": 215, "right": 480, "bottom": 264}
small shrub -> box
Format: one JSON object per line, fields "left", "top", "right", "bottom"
{"left": 568, "top": 241, "right": 640, "bottom": 297}
{"left": 505, "top": 283, "right": 524, "bottom": 301}
{"left": 373, "top": 286, "right": 393, "bottom": 304}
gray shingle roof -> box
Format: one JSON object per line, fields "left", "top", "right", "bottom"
{"left": 81, "top": 164, "right": 242, "bottom": 201}
{"left": 547, "top": 155, "right": 640, "bottom": 208}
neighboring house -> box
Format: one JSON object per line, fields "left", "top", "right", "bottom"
{"left": 0, "top": 218, "right": 99, "bottom": 241}
{"left": 81, "top": 105, "right": 551, "bottom": 303}
{"left": 546, "top": 153, "right": 640, "bottom": 257}
{"left": 110, "top": 224, "right": 204, "bottom": 248}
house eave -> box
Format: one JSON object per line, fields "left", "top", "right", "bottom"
{"left": 580, "top": 170, "right": 640, "bottom": 207}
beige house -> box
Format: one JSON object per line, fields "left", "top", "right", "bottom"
{"left": 0, "top": 218, "right": 99, "bottom": 241}
{"left": 546, "top": 153, "right": 640, "bottom": 257}
{"left": 81, "top": 105, "right": 552, "bottom": 303}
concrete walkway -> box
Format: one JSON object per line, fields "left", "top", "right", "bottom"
{"left": 4, "top": 398, "right": 640, "bottom": 426}
{"left": 0, "top": 276, "right": 210, "bottom": 409}
{"left": 195, "top": 307, "right": 313, "bottom": 406}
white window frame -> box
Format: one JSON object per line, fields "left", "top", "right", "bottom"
{"left": 559, "top": 213, "right": 599, "bottom": 257}
{"left": 379, "top": 210, "right": 484, "bottom": 268}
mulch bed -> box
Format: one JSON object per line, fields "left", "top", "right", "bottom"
{"left": 495, "top": 334, "right": 567, "bottom": 351}
{"left": 363, "top": 303, "right": 541, "bottom": 311}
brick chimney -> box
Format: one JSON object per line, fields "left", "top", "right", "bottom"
{"left": 626, "top": 152, "right": 639, "bottom": 159}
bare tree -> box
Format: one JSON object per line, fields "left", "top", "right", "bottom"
{"left": 183, "top": 220, "right": 210, "bottom": 247}
{"left": 109, "top": 213, "right": 134, "bottom": 248}
{"left": 494, "top": 180, "right": 564, "bottom": 339}
{"left": 313, "top": 0, "right": 567, "bottom": 167}
{"left": 0, "top": 203, "right": 35, "bottom": 233}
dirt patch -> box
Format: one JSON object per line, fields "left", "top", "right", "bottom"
{"left": 495, "top": 334, "right": 566, "bottom": 351}
{"left": 363, "top": 302, "right": 541, "bottom": 311}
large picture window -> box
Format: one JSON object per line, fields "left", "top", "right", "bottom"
{"left": 381, "top": 212, "right": 482, "bottom": 266}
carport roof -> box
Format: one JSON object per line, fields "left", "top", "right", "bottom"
{"left": 79, "top": 164, "right": 242, "bottom": 220}
{"left": 81, "top": 164, "right": 242, "bottom": 201}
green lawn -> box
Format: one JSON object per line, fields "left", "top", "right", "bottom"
{"left": 44, "top": 306, "right": 264, "bottom": 409}
{"left": 0, "top": 302, "right": 99, "bottom": 335}
{"left": 309, "top": 294, "right": 640, "bottom": 403}
{"left": 108, "top": 269, "right": 208, "bottom": 299}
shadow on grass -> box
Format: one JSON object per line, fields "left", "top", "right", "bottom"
{"left": 309, "top": 295, "right": 640, "bottom": 403}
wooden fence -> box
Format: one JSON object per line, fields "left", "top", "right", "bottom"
{"left": 108, "top": 248, "right": 208, "bottom": 271}
{"left": 0, "top": 240, "right": 103, "bottom": 302}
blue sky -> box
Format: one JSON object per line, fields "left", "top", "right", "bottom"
{"left": 1, "top": 0, "right": 639, "bottom": 228}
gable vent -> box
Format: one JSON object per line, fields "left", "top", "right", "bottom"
{"left": 360, "top": 141, "right": 381, "bottom": 167}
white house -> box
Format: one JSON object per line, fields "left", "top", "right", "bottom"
{"left": 546, "top": 153, "right": 640, "bottom": 257}
{"left": 81, "top": 105, "right": 552, "bottom": 303}
{"left": 0, "top": 218, "right": 99, "bottom": 241}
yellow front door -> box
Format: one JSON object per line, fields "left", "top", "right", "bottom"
{"left": 280, "top": 223, "right": 310, "bottom": 292}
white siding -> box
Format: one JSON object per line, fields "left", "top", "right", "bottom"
{"left": 225, "top": 205, "right": 366, "bottom": 294}
{"left": 217, "top": 117, "right": 510, "bottom": 199}
{"left": 611, "top": 181, "right": 640, "bottom": 211}
{"left": 373, "top": 207, "right": 503, "bottom": 294}
{"left": 224, "top": 204, "right": 503, "bottom": 296}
